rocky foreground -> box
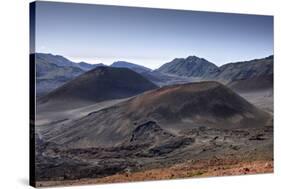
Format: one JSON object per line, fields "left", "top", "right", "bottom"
{"left": 35, "top": 124, "right": 273, "bottom": 187}
{"left": 36, "top": 160, "right": 273, "bottom": 187}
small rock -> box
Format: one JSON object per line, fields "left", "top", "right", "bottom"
{"left": 265, "top": 162, "right": 272, "bottom": 168}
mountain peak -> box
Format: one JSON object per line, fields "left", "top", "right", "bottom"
{"left": 158, "top": 55, "right": 218, "bottom": 77}
{"left": 39, "top": 66, "right": 158, "bottom": 104}
{"left": 185, "top": 55, "right": 207, "bottom": 62}
{"left": 186, "top": 55, "right": 200, "bottom": 59}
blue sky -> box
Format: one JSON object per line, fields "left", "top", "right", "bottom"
{"left": 35, "top": 1, "right": 273, "bottom": 69}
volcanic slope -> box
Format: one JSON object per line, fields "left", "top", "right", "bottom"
{"left": 228, "top": 74, "right": 273, "bottom": 93}
{"left": 227, "top": 74, "right": 273, "bottom": 113}
{"left": 38, "top": 66, "right": 158, "bottom": 105}
{"left": 40, "top": 81, "right": 271, "bottom": 148}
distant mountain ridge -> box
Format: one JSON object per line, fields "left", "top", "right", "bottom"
{"left": 36, "top": 53, "right": 273, "bottom": 97}
{"left": 157, "top": 55, "right": 273, "bottom": 81}
{"left": 36, "top": 53, "right": 104, "bottom": 96}
{"left": 110, "top": 61, "right": 194, "bottom": 86}
{"left": 36, "top": 53, "right": 104, "bottom": 71}
{"left": 209, "top": 55, "right": 273, "bottom": 83}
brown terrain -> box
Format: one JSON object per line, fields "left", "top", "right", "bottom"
{"left": 36, "top": 159, "right": 273, "bottom": 187}
{"left": 35, "top": 80, "right": 273, "bottom": 187}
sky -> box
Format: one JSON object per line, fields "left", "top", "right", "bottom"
{"left": 35, "top": 1, "right": 273, "bottom": 69}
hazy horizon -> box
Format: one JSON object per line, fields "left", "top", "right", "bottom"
{"left": 36, "top": 51, "right": 273, "bottom": 70}
{"left": 35, "top": 2, "right": 273, "bottom": 69}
